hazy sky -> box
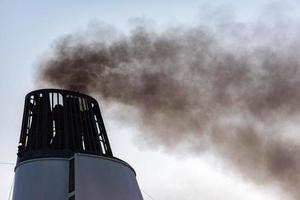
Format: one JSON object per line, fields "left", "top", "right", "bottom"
{"left": 1, "top": 0, "right": 300, "bottom": 199}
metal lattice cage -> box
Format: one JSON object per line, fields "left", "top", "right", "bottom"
{"left": 17, "top": 89, "right": 113, "bottom": 163}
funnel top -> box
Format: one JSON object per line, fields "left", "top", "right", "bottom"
{"left": 18, "top": 89, "right": 113, "bottom": 163}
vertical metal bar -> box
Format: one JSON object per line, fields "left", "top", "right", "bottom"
{"left": 19, "top": 97, "right": 28, "bottom": 144}
{"left": 69, "top": 96, "right": 76, "bottom": 150}
{"left": 76, "top": 97, "right": 84, "bottom": 151}
{"left": 42, "top": 91, "right": 51, "bottom": 149}
{"left": 51, "top": 92, "right": 54, "bottom": 110}
{"left": 27, "top": 95, "right": 38, "bottom": 151}
{"left": 86, "top": 99, "right": 96, "bottom": 152}
{"left": 93, "top": 102, "right": 113, "bottom": 156}
{"left": 50, "top": 93, "right": 54, "bottom": 149}
{"left": 88, "top": 103, "right": 101, "bottom": 154}
{"left": 81, "top": 97, "right": 94, "bottom": 152}
{"left": 41, "top": 92, "right": 48, "bottom": 149}
{"left": 34, "top": 94, "right": 40, "bottom": 150}
{"left": 51, "top": 92, "right": 54, "bottom": 148}
{"left": 68, "top": 96, "right": 75, "bottom": 151}
{"left": 20, "top": 96, "right": 30, "bottom": 152}
{"left": 79, "top": 97, "right": 87, "bottom": 151}
{"left": 63, "top": 94, "right": 70, "bottom": 151}
{"left": 34, "top": 97, "right": 39, "bottom": 150}
{"left": 71, "top": 96, "right": 82, "bottom": 151}
{"left": 57, "top": 93, "right": 62, "bottom": 149}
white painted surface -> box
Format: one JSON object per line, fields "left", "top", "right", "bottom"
{"left": 12, "top": 158, "right": 69, "bottom": 200}
{"left": 12, "top": 154, "right": 143, "bottom": 200}
{"left": 75, "top": 154, "right": 143, "bottom": 200}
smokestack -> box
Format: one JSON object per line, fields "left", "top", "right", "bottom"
{"left": 12, "top": 89, "right": 143, "bottom": 200}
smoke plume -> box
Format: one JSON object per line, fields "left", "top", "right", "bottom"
{"left": 38, "top": 17, "right": 300, "bottom": 199}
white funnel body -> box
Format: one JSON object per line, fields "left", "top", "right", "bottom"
{"left": 13, "top": 153, "right": 143, "bottom": 200}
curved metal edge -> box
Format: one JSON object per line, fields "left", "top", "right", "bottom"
{"left": 75, "top": 153, "right": 137, "bottom": 176}
{"left": 15, "top": 157, "right": 69, "bottom": 171}
{"left": 15, "top": 153, "right": 137, "bottom": 176}
{"left": 25, "top": 88, "right": 100, "bottom": 105}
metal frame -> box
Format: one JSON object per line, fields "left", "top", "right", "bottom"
{"left": 17, "top": 89, "right": 113, "bottom": 163}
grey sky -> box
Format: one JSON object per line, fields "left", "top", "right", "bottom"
{"left": 1, "top": 0, "right": 299, "bottom": 199}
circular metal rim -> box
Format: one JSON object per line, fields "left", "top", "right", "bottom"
{"left": 26, "top": 88, "right": 99, "bottom": 104}
{"left": 15, "top": 153, "right": 137, "bottom": 176}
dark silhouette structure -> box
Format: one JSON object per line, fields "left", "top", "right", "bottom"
{"left": 17, "top": 89, "right": 112, "bottom": 162}
{"left": 13, "top": 89, "right": 143, "bottom": 200}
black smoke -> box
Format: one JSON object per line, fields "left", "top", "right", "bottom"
{"left": 37, "top": 16, "right": 300, "bottom": 199}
